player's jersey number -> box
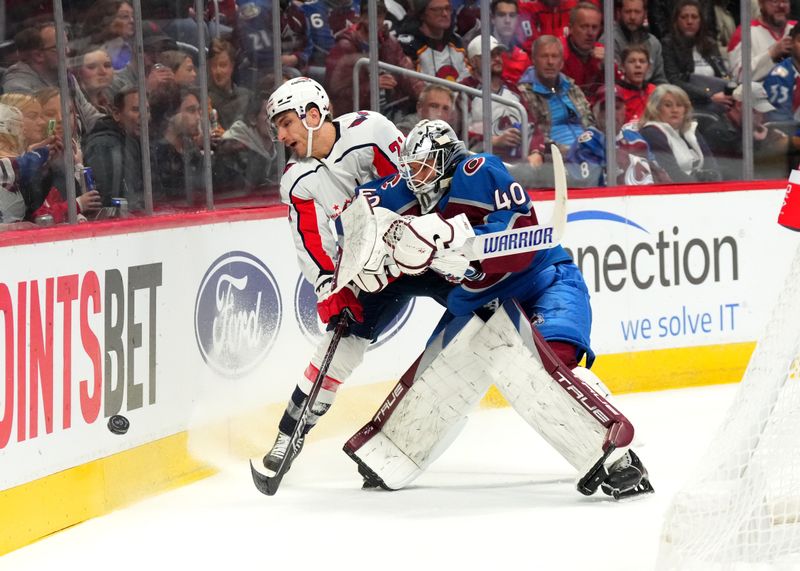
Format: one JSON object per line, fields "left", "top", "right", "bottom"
{"left": 494, "top": 182, "right": 528, "bottom": 210}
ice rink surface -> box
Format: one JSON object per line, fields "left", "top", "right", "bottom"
{"left": 2, "top": 383, "right": 737, "bottom": 571}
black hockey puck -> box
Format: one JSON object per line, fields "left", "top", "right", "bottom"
{"left": 108, "top": 415, "right": 130, "bottom": 435}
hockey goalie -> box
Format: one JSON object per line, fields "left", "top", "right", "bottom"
{"left": 337, "top": 120, "right": 655, "bottom": 500}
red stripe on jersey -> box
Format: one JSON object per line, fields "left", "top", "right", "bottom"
{"left": 304, "top": 364, "right": 343, "bottom": 391}
{"left": 291, "top": 195, "right": 335, "bottom": 272}
{"left": 372, "top": 145, "right": 398, "bottom": 177}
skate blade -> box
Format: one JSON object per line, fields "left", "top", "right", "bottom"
{"left": 612, "top": 479, "right": 655, "bottom": 501}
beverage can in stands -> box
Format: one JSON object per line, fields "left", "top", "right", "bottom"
{"left": 82, "top": 166, "right": 96, "bottom": 193}
{"left": 509, "top": 121, "right": 522, "bottom": 158}
{"left": 111, "top": 198, "right": 129, "bottom": 217}
{"left": 34, "top": 214, "right": 54, "bottom": 227}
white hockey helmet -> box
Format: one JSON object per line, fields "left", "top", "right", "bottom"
{"left": 399, "top": 119, "right": 466, "bottom": 214}
{"left": 266, "top": 77, "right": 331, "bottom": 156}
{"left": 0, "top": 103, "right": 24, "bottom": 152}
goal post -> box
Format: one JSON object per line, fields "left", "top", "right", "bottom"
{"left": 657, "top": 238, "right": 800, "bottom": 570}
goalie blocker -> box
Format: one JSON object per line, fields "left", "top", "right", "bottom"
{"left": 344, "top": 300, "right": 654, "bottom": 499}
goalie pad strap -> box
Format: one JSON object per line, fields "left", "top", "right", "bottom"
{"left": 344, "top": 315, "right": 491, "bottom": 489}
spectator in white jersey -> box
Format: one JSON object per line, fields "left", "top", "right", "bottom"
{"left": 460, "top": 35, "right": 526, "bottom": 162}
{"left": 398, "top": 0, "right": 472, "bottom": 81}
{"left": 728, "top": 0, "right": 795, "bottom": 81}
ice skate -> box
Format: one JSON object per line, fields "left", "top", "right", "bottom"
{"left": 263, "top": 432, "right": 304, "bottom": 474}
{"left": 600, "top": 450, "right": 654, "bottom": 500}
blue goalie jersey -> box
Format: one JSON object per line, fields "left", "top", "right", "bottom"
{"left": 355, "top": 153, "right": 592, "bottom": 362}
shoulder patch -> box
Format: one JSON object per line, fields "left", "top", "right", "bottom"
{"left": 773, "top": 65, "right": 790, "bottom": 78}
{"left": 239, "top": 2, "right": 260, "bottom": 19}
{"left": 578, "top": 130, "right": 593, "bottom": 144}
{"left": 348, "top": 111, "right": 370, "bottom": 128}
{"left": 380, "top": 173, "right": 403, "bottom": 189}
{"left": 463, "top": 156, "right": 485, "bottom": 176}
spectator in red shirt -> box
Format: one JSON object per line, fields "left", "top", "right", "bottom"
{"left": 491, "top": 0, "right": 533, "bottom": 85}
{"left": 616, "top": 44, "right": 656, "bottom": 125}
{"left": 562, "top": 2, "right": 604, "bottom": 94}
{"left": 519, "top": 0, "right": 577, "bottom": 53}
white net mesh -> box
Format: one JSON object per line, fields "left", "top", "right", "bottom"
{"left": 658, "top": 243, "right": 800, "bottom": 570}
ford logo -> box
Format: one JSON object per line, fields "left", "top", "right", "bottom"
{"left": 293, "top": 275, "right": 413, "bottom": 348}
{"left": 195, "top": 251, "right": 282, "bottom": 377}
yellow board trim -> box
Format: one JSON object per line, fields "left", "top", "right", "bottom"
{"left": 0, "top": 432, "right": 215, "bottom": 556}
{"left": 482, "top": 342, "right": 755, "bottom": 406}
{"left": 1, "top": 342, "right": 756, "bottom": 556}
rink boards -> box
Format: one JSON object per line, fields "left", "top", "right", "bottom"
{"left": 0, "top": 181, "right": 796, "bottom": 554}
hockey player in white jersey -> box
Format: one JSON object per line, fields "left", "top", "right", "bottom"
{"left": 260, "top": 77, "right": 454, "bottom": 478}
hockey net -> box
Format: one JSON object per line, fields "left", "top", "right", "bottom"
{"left": 657, "top": 242, "right": 800, "bottom": 570}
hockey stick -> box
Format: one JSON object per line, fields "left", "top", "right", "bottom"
{"left": 250, "top": 310, "right": 353, "bottom": 496}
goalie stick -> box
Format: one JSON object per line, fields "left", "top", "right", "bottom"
{"left": 249, "top": 311, "right": 353, "bottom": 496}
{"left": 332, "top": 145, "right": 568, "bottom": 292}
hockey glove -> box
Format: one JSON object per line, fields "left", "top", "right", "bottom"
{"left": 352, "top": 259, "right": 401, "bottom": 293}
{"left": 315, "top": 273, "right": 364, "bottom": 324}
{"left": 384, "top": 213, "right": 474, "bottom": 281}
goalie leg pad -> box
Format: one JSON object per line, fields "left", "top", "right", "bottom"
{"left": 471, "top": 300, "right": 635, "bottom": 489}
{"left": 344, "top": 314, "right": 491, "bottom": 490}
{"left": 571, "top": 366, "right": 629, "bottom": 466}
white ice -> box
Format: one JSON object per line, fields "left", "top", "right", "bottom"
{"left": 2, "top": 384, "right": 736, "bottom": 571}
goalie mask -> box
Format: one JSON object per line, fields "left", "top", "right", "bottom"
{"left": 399, "top": 119, "right": 467, "bottom": 214}
{"left": 266, "top": 77, "right": 331, "bottom": 157}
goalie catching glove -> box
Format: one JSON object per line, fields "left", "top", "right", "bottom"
{"left": 383, "top": 212, "right": 475, "bottom": 283}
{"left": 315, "top": 273, "right": 364, "bottom": 324}
{"left": 350, "top": 206, "right": 404, "bottom": 293}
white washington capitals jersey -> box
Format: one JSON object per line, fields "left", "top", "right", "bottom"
{"left": 280, "top": 111, "right": 404, "bottom": 285}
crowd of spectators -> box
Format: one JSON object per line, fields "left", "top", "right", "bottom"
{"left": 0, "top": 0, "right": 799, "bottom": 228}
